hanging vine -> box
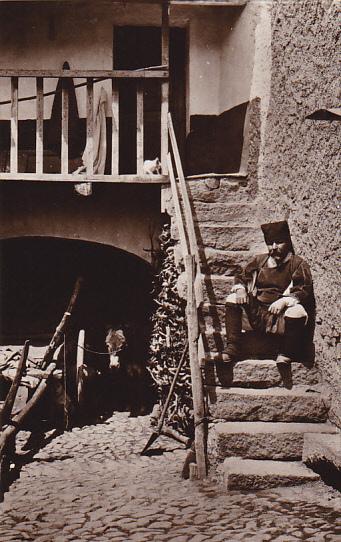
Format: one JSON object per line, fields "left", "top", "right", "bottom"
{"left": 148, "top": 223, "right": 193, "bottom": 438}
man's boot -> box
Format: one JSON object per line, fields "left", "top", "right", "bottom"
{"left": 277, "top": 316, "right": 307, "bottom": 368}
{"left": 276, "top": 316, "right": 306, "bottom": 388}
{"left": 225, "top": 302, "right": 243, "bottom": 363}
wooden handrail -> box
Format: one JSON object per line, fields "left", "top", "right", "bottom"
{"left": 168, "top": 112, "right": 207, "bottom": 479}
{"left": 0, "top": 69, "right": 168, "bottom": 79}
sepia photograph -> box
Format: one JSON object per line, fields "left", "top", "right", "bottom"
{"left": 0, "top": 0, "right": 340, "bottom": 541}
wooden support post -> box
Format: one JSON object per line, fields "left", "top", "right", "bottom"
{"left": 185, "top": 254, "right": 207, "bottom": 479}
{"left": 0, "top": 341, "right": 30, "bottom": 428}
{"left": 10, "top": 76, "right": 18, "bottom": 174}
{"left": 86, "top": 78, "right": 94, "bottom": 176}
{"left": 111, "top": 79, "right": 119, "bottom": 175}
{"left": 36, "top": 77, "right": 44, "bottom": 174}
{"left": 136, "top": 81, "right": 144, "bottom": 175}
{"left": 63, "top": 333, "right": 77, "bottom": 430}
{"left": 161, "top": 1, "right": 170, "bottom": 174}
{"left": 39, "top": 277, "right": 83, "bottom": 369}
{"left": 61, "top": 80, "right": 69, "bottom": 174}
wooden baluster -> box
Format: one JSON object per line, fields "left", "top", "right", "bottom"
{"left": 86, "top": 78, "right": 94, "bottom": 176}
{"left": 61, "top": 78, "right": 69, "bottom": 174}
{"left": 161, "top": 1, "right": 170, "bottom": 174}
{"left": 136, "top": 81, "right": 144, "bottom": 175}
{"left": 10, "top": 76, "right": 18, "bottom": 173}
{"left": 111, "top": 79, "right": 119, "bottom": 175}
{"left": 36, "top": 77, "right": 44, "bottom": 174}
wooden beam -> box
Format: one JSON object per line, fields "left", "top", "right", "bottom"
{"left": 0, "top": 173, "right": 169, "bottom": 183}
{"left": 136, "top": 82, "right": 144, "bottom": 175}
{"left": 0, "top": 69, "right": 168, "bottom": 79}
{"left": 61, "top": 80, "right": 69, "bottom": 175}
{"left": 10, "top": 77, "right": 18, "bottom": 174}
{"left": 185, "top": 254, "right": 207, "bottom": 480}
{"left": 167, "top": 153, "right": 189, "bottom": 258}
{"left": 36, "top": 77, "right": 44, "bottom": 175}
{"left": 86, "top": 78, "right": 94, "bottom": 176}
{"left": 111, "top": 79, "right": 119, "bottom": 175}
{"left": 161, "top": 1, "right": 170, "bottom": 174}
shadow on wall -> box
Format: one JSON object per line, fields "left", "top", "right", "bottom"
{"left": 185, "top": 101, "right": 249, "bottom": 176}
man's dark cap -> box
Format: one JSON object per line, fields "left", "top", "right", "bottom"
{"left": 261, "top": 221, "right": 293, "bottom": 249}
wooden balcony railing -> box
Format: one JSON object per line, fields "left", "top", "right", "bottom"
{"left": 0, "top": 69, "right": 170, "bottom": 183}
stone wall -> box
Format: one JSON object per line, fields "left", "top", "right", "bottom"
{"left": 256, "top": 0, "right": 340, "bottom": 424}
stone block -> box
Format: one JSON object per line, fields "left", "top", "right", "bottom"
{"left": 208, "top": 386, "right": 329, "bottom": 422}
{"left": 203, "top": 359, "right": 320, "bottom": 388}
{"left": 223, "top": 458, "right": 320, "bottom": 490}
{"left": 192, "top": 202, "right": 258, "bottom": 226}
{"left": 214, "top": 421, "right": 337, "bottom": 461}
{"left": 187, "top": 178, "right": 250, "bottom": 204}
{"left": 201, "top": 329, "right": 280, "bottom": 359}
{"left": 201, "top": 248, "right": 252, "bottom": 275}
{"left": 198, "top": 225, "right": 264, "bottom": 251}
{"left": 302, "top": 432, "right": 341, "bottom": 469}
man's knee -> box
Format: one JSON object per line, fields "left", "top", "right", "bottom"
{"left": 284, "top": 304, "right": 308, "bottom": 319}
{"left": 226, "top": 293, "right": 237, "bottom": 304}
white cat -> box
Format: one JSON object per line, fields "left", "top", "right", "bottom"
{"left": 143, "top": 157, "right": 162, "bottom": 175}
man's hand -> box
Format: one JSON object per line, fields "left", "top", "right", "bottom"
{"left": 235, "top": 288, "right": 248, "bottom": 305}
{"left": 268, "top": 298, "right": 288, "bottom": 315}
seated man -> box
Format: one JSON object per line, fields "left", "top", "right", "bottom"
{"left": 225, "top": 221, "right": 315, "bottom": 365}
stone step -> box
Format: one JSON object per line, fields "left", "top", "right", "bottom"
{"left": 208, "top": 386, "right": 329, "bottom": 422}
{"left": 177, "top": 274, "right": 234, "bottom": 305}
{"left": 223, "top": 458, "right": 320, "bottom": 490}
{"left": 214, "top": 421, "right": 338, "bottom": 461}
{"left": 201, "top": 327, "right": 280, "bottom": 359}
{"left": 201, "top": 249, "right": 251, "bottom": 276}
{"left": 187, "top": 177, "right": 250, "bottom": 204}
{"left": 203, "top": 358, "right": 320, "bottom": 388}
{"left": 192, "top": 202, "right": 258, "bottom": 226}
{"left": 198, "top": 225, "right": 264, "bottom": 252}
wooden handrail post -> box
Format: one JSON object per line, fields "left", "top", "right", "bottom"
{"left": 161, "top": 0, "right": 170, "bottom": 174}
{"left": 61, "top": 79, "right": 69, "bottom": 174}
{"left": 136, "top": 81, "right": 144, "bottom": 175}
{"left": 111, "top": 78, "right": 119, "bottom": 175}
{"left": 36, "top": 77, "right": 44, "bottom": 174}
{"left": 86, "top": 78, "right": 94, "bottom": 175}
{"left": 10, "top": 76, "right": 18, "bottom": 174}
{"left": 185, "top": 254, "right": 207, "bottom": 479}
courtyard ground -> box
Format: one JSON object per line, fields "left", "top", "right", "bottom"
{"left": 0, "top": 412, "right": 340, "bottom": 542}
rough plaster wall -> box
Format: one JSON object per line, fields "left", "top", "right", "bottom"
{"left": 257, "top": 0, "right": 340, "bottom": 425}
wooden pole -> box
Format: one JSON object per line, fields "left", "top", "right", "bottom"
{"left": 36, "top": 77, "right": 44, "bottom": 174}
{"left": 10, "top": 76, "right": 18, "bottom": 174}
{"left": 0, "top": 362, "right": 56, "bottom": 458}
{"left": 111, "top": 79, "right": 119, "bottom": 175}
{"left": 61, "top": 80, "right": 69, "bottom": 174}
{"left": 161, "top": 1, "right": 169, "bottom": 174}
{"left": 136, "top": 81, "right": 144, "bottom": 175}
{"left": 38, "top": 276, "right": 83, "bottom": 369}
{"left": 0, "top": 341, "right": 30, "bottom": 428}
{"left": 185, "top": 254, "right": 207, "bottom": 479}
{"left": 167, "top": 153, "right": 189, "bottom": 258}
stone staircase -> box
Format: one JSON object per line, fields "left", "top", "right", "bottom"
{"left": 182, "top": 176, "right": 338, "bottom": 489}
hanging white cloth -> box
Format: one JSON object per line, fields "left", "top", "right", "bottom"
{"left": 74, "top": 86, "right": 108, "bottom": 196}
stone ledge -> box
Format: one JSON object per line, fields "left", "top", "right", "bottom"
{"left": 303, "top": 432, "right": 341, "bottom": 470}
{"left": 223, "top": 458, "right": 320, "bottom": 490}
{"left": 203, "top": 358, "right": 320, "bottom": 388}
{"left": 208, "top": 386, "right": 329, "bottom": 423}
{"left": 214, "top": 421, "right": 338, "bottom": 461}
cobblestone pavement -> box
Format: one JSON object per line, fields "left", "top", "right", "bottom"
{"left": 0, "top": 412, "right": 340, "bottom": 542}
